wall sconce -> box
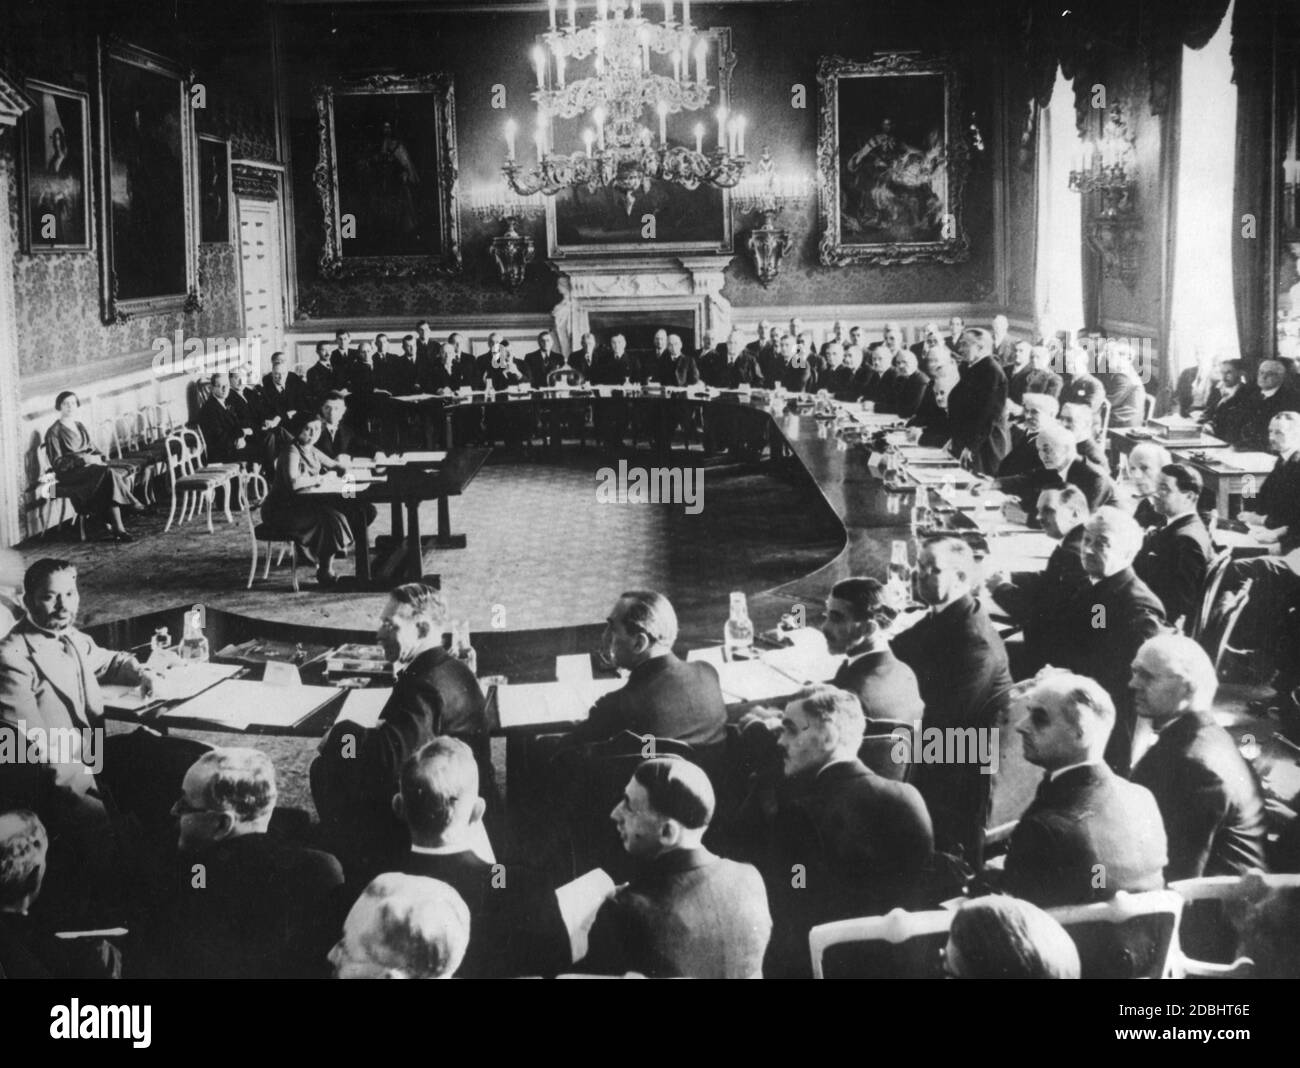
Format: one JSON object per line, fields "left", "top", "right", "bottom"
{"left": 468, "top": 184, "right": 545, "bottom": 290}
{"left": 1068, "top": 103, "right": 1142, "bottom": 290}
{"left": 732, "top": 146, "right": 811, "bottom": 287}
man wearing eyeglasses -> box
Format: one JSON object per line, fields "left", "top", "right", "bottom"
{"left": 132, "top": 747, "right": 343, "bottom": 978}
{"left": 1000, "top": 671, "right": 1166, "bottom": 908}
{"left": 568, "top": 590, "right": 726, "bottom": 748}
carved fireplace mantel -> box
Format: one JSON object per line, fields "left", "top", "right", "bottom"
{"left": 549, "top": 255, "right": 736, "bottom": 353}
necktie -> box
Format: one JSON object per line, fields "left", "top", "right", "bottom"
{"left": 58, "top": 633, "right": 90, "bottom": 728}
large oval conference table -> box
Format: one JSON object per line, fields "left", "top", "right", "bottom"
{"left": 89, "top": 385, "right": 1048, "bottom": 825}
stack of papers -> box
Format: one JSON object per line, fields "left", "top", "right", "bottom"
{"left": 336, "top": 686, "right": 392, "bottom": 729}
{"left": 161, "top": 680, "right": 339, "bottom": 730}
{"left": 103, "top": 661, "right": 243, "bottom": 713}
{"left": 907, "top": 466, "right": 978, "bottom": 487}
{"left": 378, "top": 451, "right": 448, "bottom": 465}
{"left": 494, "top": 679, "right": 623, "bottom": 730}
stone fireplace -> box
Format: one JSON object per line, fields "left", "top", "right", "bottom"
{"left": 548, "top": 254, "right": 735, "bottom": 353}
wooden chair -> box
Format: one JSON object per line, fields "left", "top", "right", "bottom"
{"left": 1097, "top": 397, "right": 1112, "bottom": 441}
{"left": 39, "top": 441, "right": 86, "bottom": 541}
{"left": 1168, "top": 872, "right": 1300, "bottom": 978}
{"left": 182, "top": 427, "right": 244, "bottom": 511}
{"left": 110, "top": 411, "right": 162, "bottom": 503}
{"left": 1189, "top": 546, "right": 1235, "bottom": 641}
{"left": 1046, "top": 889, "right": 1183, "bottom": 979}
{"left": 243, "top": 471, "right": 301, "bottom": 593}
{"left": 161, "top": 432, "right": 235, "bottom": 533}
{"left": 809, "top": 907, "right": 952, "bottom": 979}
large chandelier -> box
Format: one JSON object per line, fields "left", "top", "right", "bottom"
{"left": 502, "top": 0, "right": 747, "bottom": 207}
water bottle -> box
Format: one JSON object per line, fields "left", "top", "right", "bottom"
{"left": 179, "top": 606, "right": 209, "bottom": 663}
{"left": 723, "top": 591, "right": 755, "bottom": 661}
{"left": 451, "top": 620, "right": 478, "bottom": 675}
{"left": 887, "top": 540, "right": 912, "bottom": 609}
{"left": 150, "top": 627, "right": 171, "bottom": 659}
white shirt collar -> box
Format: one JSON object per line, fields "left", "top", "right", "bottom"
{"left": 1262, "top": 387, "right": 1279, "bottom": 399}
{"left": 410, "top": 842, "right": 469, "bottom": 856}
{"left": 1049, "top": 759, "right": 1103, "bottom": 781}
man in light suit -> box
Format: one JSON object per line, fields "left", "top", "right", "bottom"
{"left": 1001, "top": 672, "right": 1167, "bottom": 908}
{"left": 581, "top": 757, "right": 772, "bottom": 977}
{"left": 1129, "top": 636, "right": 1268, "bottom": 880}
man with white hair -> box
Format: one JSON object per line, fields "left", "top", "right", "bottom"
{"left": 991, "top": 314, "right": 1015, "bottom": 368}
{"left": 581, "top": 757, "right": 771, "bottom": 978}
{"left": 1045, "top": 508, "right": 1167, "bottom": 773}
{"left": 882, "top": 321, "right": 906, "bottom": 362}
{"left": 1238, "top": 359, "right": 1300, "bottom": 451}
{"left": 1057, "top": 400, "right": 1108, "bottom": 470}
{"left": 1009, "top": 344, "right": 1064, "bottom": 410}
{"left": 1002, "top": 672, "right": 1167, "bottom": 907}
{"left": 1125, "top": 441, "right": 1174, "bottom": 529}
{"left": 135, "top": 747, "right": 344, "bottom": 978}
{"left": 1129, "top": 636, "right": 1268, "bottom": 879}
{"left": 1059, "top": 343, "right": 1106, "bottom": 413}
{"left": 1095, "top": 338, "right": 1147, "bottom": 428}
{"left": 889, "top": 348, "right": 929, "bottom": 418}
{"left": 910, "top": 322, "right": 944, "bottom": 360}
{"left": 997, "top": 392, "right": 1059, "bottom": 478}
{"left": 331, "top": 873, "right": 470, "bottom": 979}
{"left": 998, "top": 420, "right": 1115, "bottom": 517}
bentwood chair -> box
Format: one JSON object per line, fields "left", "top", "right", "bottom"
{"left": 243, "top": 471, "right": 301, "bottom": 593}
{"left": 1168, "top": 873, "right": 1300, "bottom": 978}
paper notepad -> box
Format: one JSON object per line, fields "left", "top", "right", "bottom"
{"left": 380, "top": 450, "right": 447, "bottom": 465}
{"left": 103, "top": 661, "right": 244, "bottom": 712}
{"left": 686, "top": 646, "right": 804, "bottom": 703}
{"left": 162, "top": 680, "right": 339, "bottom": 730}
{"left": 494, "top": 679, "right": 623, "bottom": 730}
{"left": 336, "top": 686, "right": 392, "bottom": 729}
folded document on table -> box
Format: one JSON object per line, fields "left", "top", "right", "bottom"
{"left": 494, "top": 678, "right": 623, "bottom": 729}
{"left": 161, "top": 680, "right": 339, "bottom": 730}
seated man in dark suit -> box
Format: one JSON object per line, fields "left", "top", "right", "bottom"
{"left": 1000, "top": 672, "right": 1167, "bottom": 908}
{"left": 1133, "top": 463, "right": 1211, "bottom": 629}
{"left": 257, "top": 352, "right": 305, "bottom": 462}
{"left": 312, "top": 584, "right": 492, "bottom": 878}
{"left": 1045, "top": 507, "right": 1167, "bottom": 774}
{"left": 739, "top": 687, "right": 933, "bottom": 977}
{"left": 569, "top": 591, "right": 726, "bottom": 748}
{"left": 1130, "top": 635, "right": 1268, "bottom": 879}
{"left": 822, "top": 577, "right": 923, "bottom": 722}
{"left": 1236, "top": 360, "right": 1300, "bottom": 451}
{"left": 393, "top": 738, "right": 572, "bottom": 977}
{"left": 580, "top": 757, "right": 771, "bottom": 977}
{"left": 382, "top": 335, "right": 421, "bottom": 394}
{"left": 1057, "top": 400, "right": 1109, "bottom": 471}
{"left": 986, "top": 486, "right": 1091, "bottom": 677}
{"left": 314, "top": 392, "right": 373, "bottom": 460}
{"left": 524, "top": 330, "right": 563, "bottom": 389}
{"left": 1204, "top": 359, "right": 1257, "bottom": 446}
{"left": 1211, "top": 411, "right": 1300, "bottom": 701}
{"left": 997, "top": 421, "right": 1115, "bottom": 517}
{"left": 1095, "top": 339, "right": 1147, "bottom": 428}
{"left": 853, "top": 343, "right": 894, "bottom": 410}
{"left": 198, "top": 372, "right": 255, "bottom": 465}
{"left": 133, "top": 748, "right": 344, "bottom": 978}
{"left": 0, "top": 809, "right": 118, "bottom": 978}
{"left": 892, "top": 537, "right": 1012, "bottom": 861}
{"left": 331, "top": 873, "right": 469, "bottom": 979}
{"left": 1176, "top": 355, "right": 1222, "bottom": 418}
{"left": 889, "top": 349, "right": 929, "bottom": 419}
{"left": 817, "top": 342, "right": 854, "bottom": 400}
{"left": 226, "top": 366, "right": 259, "bottom": 431}
{"left": 306, "top": 341, "right": 345, "bottom": 410}
{"left": 1007, "top": 344, "right": 1064, "bottom": 414}
{"left": 1059, "top": 346, "right": 1106, "bottom": 414}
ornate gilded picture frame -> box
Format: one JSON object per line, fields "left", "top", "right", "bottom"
{"left": 312, "top": 72, "right": 462, "bottom": 279}
{"left": 817, "top": 53, "right": 970, "bottom": 267}
{"left": 97, "top": 39, "right": 199, "bottom": 321}
{"left": 21, "top": 80, "right": 93, "bottom": 253}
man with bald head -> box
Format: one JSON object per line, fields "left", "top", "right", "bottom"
{"left": 199, "top": 372, "right": 254, "bottom": 464}
{"left": 331, "top": 873, "right": 470, "bottom": 979}
{"left": 581, "top": 757, "right": 771, "bottom": 977}
{"left": 1125, "top": 441, "right": 1173, "bottom": 529}
{"left": 1002, "top": 672, "right": 1167, "bottom": 907}
{"left": 1045, "top": 507, "right": 1167, "bottom": 773}
{"left": 1129, "top": 636, "right": 1267, "bottom": 879}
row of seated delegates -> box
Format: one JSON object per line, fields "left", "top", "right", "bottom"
{"left": 1203, "top": 358, "right": 1300, "bottom": 450}
{"left": 44, "top": 390, "right": 148, "bottom": 542}
{"left": 1208, "top": 410, "right": 1300, "bottom": 703}
{"left": 0, "top": 559, "right": 210, "bottom": 933}
{"left": 262, "top": 410, "right": 377, "bottom": 587}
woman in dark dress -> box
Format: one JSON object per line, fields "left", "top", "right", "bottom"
{"left": 262, "top": 411, "right": 360, "bottom": 587}
{"left": 45, "top": 391, "right": 142, "bottom": 541}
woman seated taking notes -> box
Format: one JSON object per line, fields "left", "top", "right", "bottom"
{"left": 264, "top": 411, "right": 374, "bottom": 587}
{"left": 45, "top": 390, "right": 145, "bottom": 541}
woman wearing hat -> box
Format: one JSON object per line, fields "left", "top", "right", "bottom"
{"left": 45, "top": 391, "right": 144, "bottom": 541}
{"left": 263, "top": 410, "right": 366, "bottom": 586}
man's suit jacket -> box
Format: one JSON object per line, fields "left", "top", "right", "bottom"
{"left": 994, "top": 523, "right": 1089, "bottom": 671}
{"left": 399, "top": 849, "right": 571, "bottom": 978}
{"left": 1050, "top": 569, "right": 1166, "bottom": 773}
{"left": 852, "top": 367, "right": 892, "bottom": 409}
{"left": 1206, "top": 385, "right": 1260, "bottom": 447}
{"left": 909, "top": 382, "right": 952, "bottom": 445}
{"left": 1002, "top": 763, "right": 1168, "bottom": 908}
{"left": 0, "top": 912, "right": 118, "bottom": 978}
{"left": 1001, "top": 457, "right": 1117, "bottom": 516}
{"left": 1176, "top": 367, "right": 1222, "bottom": 417}
{"left": 380, "top": 353, "right": 420, "bottom": 394}
{"left": 658, "top": 353, "right": 701, "bottom": 388}
{"left": 573, "top": 653, "right": 727, "bottom": 748}
{"left": 1258, "top": 453, "right": 1300, "bottom": 552}
{"left": 891, "top": 594, "right": 1012, "bottom": 857}
{"left": 132, "top": 832, "right": 344, "bottom": 979}
{"left": 198, "top": 397, "right": 248, "bottom": 463}
{"left": 997, "top": 426, "right": 1041, "bottom": 479}
{"left": 524, "top": 348, "right": 562, "bottom": 388}
{"left": 831, "top": 647, "right": 924, "bottom": 722}
{"left": 1237, "top": 384, "right": 1300, "bottom": 451}
{"left": 589, "top": 352, "right": 631, "bottom": 385}
{"left": 313, "top": 646, "right": 489, "bottom": 871}
{"left": 314, "top": 421, "right": 372, "bottom": 460}
{"left": 582, "top": 847, "right": 771, "bottom": 978}
{"left": 1133, "top": 512, "right": 1212, "bottom": 627}
{"left": 891, "top": 370, "right": 930, "bottom": 418}
{"left": 946, "top": 356, "right": 1010, "bottom": 475}
{"left": 258, "top": 374, "right": 306, "bottom": 422}
{"left": 744, "top": 340, "right": 778, "bottom": 387}
{"left": 306, "top": 359, "right": 344, "bottom": 403}
{"left": 1097, "top": 373, "right": 1146, "bottom": 428}
{"left": 1131, "top": 710, "right": 1268, "bottom": 880}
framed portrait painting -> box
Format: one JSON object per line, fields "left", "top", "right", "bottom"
{"left": 97, "top": 39, "right": 199, "bottom": 320}
{"left": 545, "top": 28, "right": 736, "bottom": 258}
{"left": 817, "top": 53, "right": 970, "bottom": 267}
{"left": 21, "top": 80, "right": 93, "bottom": 252}
{"left": 312, "top": 72, "right": 462, "bottom": 278}
{"left": 198, "top": 135, "right": 231, "bottom": 244}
